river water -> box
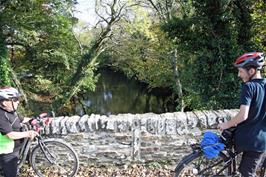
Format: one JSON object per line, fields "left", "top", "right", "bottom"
{"left": 75, "top": 69, "right": 175, "bottom": 116}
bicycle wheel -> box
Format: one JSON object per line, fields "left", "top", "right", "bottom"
{"left": 174, "top": 151, "right": 231, "bottom": 177}
{"left": 30, "top": 139, "right": 79, "bottom": 177}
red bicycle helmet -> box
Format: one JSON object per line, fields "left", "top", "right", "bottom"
{"left": 0, "top": 87, "right": 22, "bottom": 101}
{"left": 234, "top": 52, "right": 264, "bottom": 69}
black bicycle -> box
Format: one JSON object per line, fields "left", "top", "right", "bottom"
{"left": 17, "top": 112, "right": 79, "bottom": 177}
{"left": 173, "top": 128, "right": 266, "bottom": 177}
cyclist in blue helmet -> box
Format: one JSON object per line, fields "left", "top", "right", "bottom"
{"left": 0, "top": 86, "right": 38, "bottom": 177}
{"left": 218, "top": 52, "right": 266, "bottom": 177}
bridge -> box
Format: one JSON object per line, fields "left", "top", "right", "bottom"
{"left": 43, "top": 109, "right": 238, "bottom": 167}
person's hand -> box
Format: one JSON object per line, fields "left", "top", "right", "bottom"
{"left": 27, "top": 130, "right": 39, "bottom": 140}
{"left": 22, "top": 117, "right": 32, "bottom": 123}
{"left": 217, "top": 122, "right": 229, "bottom": 131}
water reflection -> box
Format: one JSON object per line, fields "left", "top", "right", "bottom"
{"left": 77, "top": 69, "right": 174, "bottom": 116}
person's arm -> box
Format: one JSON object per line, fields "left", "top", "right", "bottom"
{"left": 218, "top": 105, "right": 249, "bottom": 130}
{"left": 0, "top": 116, "right": 38, "bottom": 140}
{"left": 5, "top": 131, "right": 38, "bottom": 140}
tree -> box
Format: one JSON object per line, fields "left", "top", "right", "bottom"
{"left": 142, "top": 0, "right": 187, "bottom": 111}
{"left": 251, "top": 0, "right": 266, "bottom": 52}
{"left": 103, "top": 0, "right": 188, "bottom": 111}
{"left": 162, "top": 0, "right": 258, "bottom": 110}
{"left": 53, "top": 0, "right": 136, "bottom": 111}
{"left": 0, "top": 0, "right": 85, "bottom": 114}
{"left": 95, "top": 3, "right": 180, "bottom": 111}
{"left": 0, "top": 35, "right": 10, "bottom": 85}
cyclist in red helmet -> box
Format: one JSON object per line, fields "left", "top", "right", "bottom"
{"left": 0, "top": 87, "right": 38, "bottom": 177}
{"left": 218, "top": 52, "right": 266, "bottom": 177}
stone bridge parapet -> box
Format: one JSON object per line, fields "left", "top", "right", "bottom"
{"left": 43, "top": 109, "right": 238, "bottom": 166}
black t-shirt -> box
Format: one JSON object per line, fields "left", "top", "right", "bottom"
{"left": 235, "top": 78, "right": 266, "bottom": 152}
{"left": 0, "top": 108, "right": 23, "bottom": 152}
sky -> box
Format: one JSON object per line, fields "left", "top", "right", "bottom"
{"left": 74, "top": 0, "right": 98, "bottom": 26}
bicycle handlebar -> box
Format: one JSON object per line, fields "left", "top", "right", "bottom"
{"left": 220, "top": 127, "right": 236, "bottom": 148}
{"left": 29, "top": 111, "right": 55, "bottom": 133}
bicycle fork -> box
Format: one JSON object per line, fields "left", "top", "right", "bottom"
{"left": 38, "top": 138, "right": 56, "bottom": 164}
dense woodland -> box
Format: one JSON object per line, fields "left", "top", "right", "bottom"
{"left": 0, "top": 0, "right": 265, "bottom": 116}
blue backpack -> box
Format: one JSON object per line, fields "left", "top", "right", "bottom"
{"left": 200, "top": 131, "right": 225, "bottom": 159}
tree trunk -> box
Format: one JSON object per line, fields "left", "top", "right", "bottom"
{"left": 53, "top": 0, "right": 121, "bottom": 111}
{"left": 173, "top": 49, "right": 185, "bottom": 112}
{"left": 10, "top": 67, "right": 29, "bottom": 105}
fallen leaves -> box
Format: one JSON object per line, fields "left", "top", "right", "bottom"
{"left": 18, "top": 163, "right": 175, "bottom": 177}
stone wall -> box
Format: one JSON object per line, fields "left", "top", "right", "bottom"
{"left": 42, "top": 109, "right": 238, "bottom": 166}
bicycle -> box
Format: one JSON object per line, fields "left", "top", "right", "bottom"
{"left": 173, "top": 127, "right": 266, "bottom": 177}
{"left": 4, "top": 112, "right": 79, "bottom": 177}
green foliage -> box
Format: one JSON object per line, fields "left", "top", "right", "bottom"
{"left": 0, "top": 0, "right": 265, "bottom": 114}
{"left": 0, "top": 37, "right": 11, "bottom": 86}
{"left": 99, "top": 0, "right": 265, "bottom": 111}
{"left": 103, "top": 10, "right": 175, "bottom": 89}
{"left": 0, "top": 0, "right": 98, "bottom": 114}
{"left": 161, "top": 0, "right": 256, "bottom": 110}
{"left": 0, "top": 56, "right": 11, "bottom": 86}
{"left": 251, "top": 0, "right": 266, "bottom": 52}
{"left": 81, "top": 67, "right": 98, "bottom": 91}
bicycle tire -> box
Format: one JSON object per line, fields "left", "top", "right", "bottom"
{"left": 174, "top": 151, "right": 230, "bottom": 177}
{"left": 30, "top": 139, "right": 79, "bottom": 177}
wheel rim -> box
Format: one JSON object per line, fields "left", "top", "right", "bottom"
{"left": 31, "top": 141, "right": 78, "bottom": 177}
{"left": 177, "top": 155, "right": 229, "bottom": 177}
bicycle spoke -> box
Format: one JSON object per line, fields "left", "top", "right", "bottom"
{"left": 199, "top": 159, "right": 224, "bottom": 175}
{"left": 31, "top": 140, "right": 79, "bottom": 177}
{"left": 177, "top": 155, "right": 229, "bottom": 176}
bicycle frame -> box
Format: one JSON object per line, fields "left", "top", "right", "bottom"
{"left": 190, "top": 141, "right": 266, "bottom": 176}
{"left": 18, "top": 115, "right": 51, "bottom": 168}
{"left": 18, "top": 134, "right": 55, "bottom": 168}
{"left": 13, "top": 113, "right": 79, "bottom": 177}
{"left": 17, "top": 137, "right": 33, "bottom": 168}
{"left": 190, "top": 144, "right": 239, "bottom": 176}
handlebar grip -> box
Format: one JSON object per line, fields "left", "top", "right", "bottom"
{"left": 30, "top": 119, "right": 38, "bottom": 125}
{"left": 29, "top": 111, "right": 55, "bottom": 125}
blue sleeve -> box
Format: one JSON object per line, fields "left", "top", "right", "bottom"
{"left": 240, "top": 84, "right": 253, "bottom": 106}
